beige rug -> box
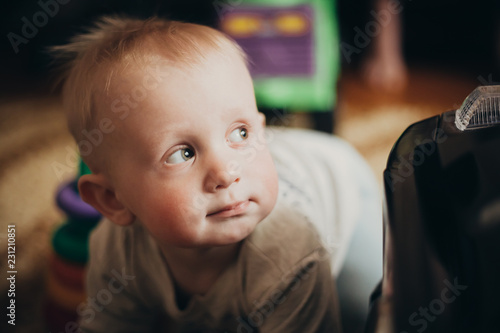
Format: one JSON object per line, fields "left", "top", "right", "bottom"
{"left": 0, "top": 96, "right": 77, "bottom": 332}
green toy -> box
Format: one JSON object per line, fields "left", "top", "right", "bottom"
{"left": 219, "top": 0, "right": 340, "bottom": 132}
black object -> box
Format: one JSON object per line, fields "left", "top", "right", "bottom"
{"left": 367, "top": 86, "right": 500, "bottom": 332}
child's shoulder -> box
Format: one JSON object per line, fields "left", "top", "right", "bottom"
{"left": 242, "top": 201, "right": 327, "bottom": 275}
{"left": 88, "top": 218, "right": 153, "bottom": 266}
{"left": 237, "top": 201, "right": 331, "bottom": 305}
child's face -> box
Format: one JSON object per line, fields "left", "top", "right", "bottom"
{"left": 103, "top": 52, "right": 279, "bottom": 248}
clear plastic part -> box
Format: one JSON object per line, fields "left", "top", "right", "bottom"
{"left": 455, "top": 85, "right": 500, "bottom": 131}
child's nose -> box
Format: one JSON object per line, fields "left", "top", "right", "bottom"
{"left": 204, "top": 155, "right": 241, "bottom": 193}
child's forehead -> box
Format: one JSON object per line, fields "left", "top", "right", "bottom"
{"left": 103, "top": 48, "right": 246, "bottom": 94}
{"left": 93, "top": 46, "right": 252, "bottom": 119}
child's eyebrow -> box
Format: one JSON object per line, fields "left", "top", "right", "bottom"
{"left": 224, "top": 106, "right": 258, "bottom": 118}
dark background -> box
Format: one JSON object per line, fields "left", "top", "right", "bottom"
{"left": 339, "top": 0, "right": 500, "bottom": 70}
{"left": 0, "top": 0, "right": 499, "bottom": 94}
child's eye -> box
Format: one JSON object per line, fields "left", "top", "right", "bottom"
{"left": 228, "top": 127, "right": 248, "bottom": 143}
{"left": 166, "top": 148, "right": 195, "bottom": 164}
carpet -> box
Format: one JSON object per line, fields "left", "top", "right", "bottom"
{"left": 0, "top": 95, "right": 77, "bottom": 332}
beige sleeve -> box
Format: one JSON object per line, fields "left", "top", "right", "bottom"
{"left": 78, "top": 221, "right": 157, "bottom": 333}
{"left": 247, "top": 258, "right": 342, "bottom": 333}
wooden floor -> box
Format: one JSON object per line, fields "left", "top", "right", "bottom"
{"left": 336, "top": 66, "right": 479, "bottom": 188}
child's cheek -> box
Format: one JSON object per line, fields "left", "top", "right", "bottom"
{"left": 257, "top": 150, "right": 279, "bottom": 204}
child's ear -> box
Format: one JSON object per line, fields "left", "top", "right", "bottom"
{"left": 258, "top": 112, "right": 266, "bottom": 127}
{"left": 78, "top": 174, "right": 135, "bottom": 226}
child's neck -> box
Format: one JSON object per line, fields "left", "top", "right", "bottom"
{"left": 159, "top": 242, "right": 241, "bottom": 298}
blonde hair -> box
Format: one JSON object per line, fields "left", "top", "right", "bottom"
{"left": 52, "top": 16, "right": 247, "bottom": 166}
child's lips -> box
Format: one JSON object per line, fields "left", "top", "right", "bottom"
{"left": 207, "top": 200, "right": 250, "bottom": 218}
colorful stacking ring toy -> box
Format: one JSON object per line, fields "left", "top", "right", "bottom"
{"left": 46, "top": 160, "right": 98, "bottom": 332}
{"left": 52, "top": 223, "right": 90, "bottom": 264}
{"left": 44, "top": 298, "right": 79, "bottom": 332}
{"left": 49, "top": 252, "right": 85, "bottom": 290}
{"left": 46, "top": 270, "right": 86, "bottom": 311}
{"left": 56, "top": 180, "right": 101, "bottom": 223}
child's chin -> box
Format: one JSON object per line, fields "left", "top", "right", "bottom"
{"left": 216, "top": 232, "right": 252, "bottom": 246}
{"left": 215, "top": 225, "right": 257, "bottom": 245}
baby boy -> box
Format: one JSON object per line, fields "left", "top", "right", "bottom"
{"left": 54, "top": 15, "right": 375, "bottom": 332}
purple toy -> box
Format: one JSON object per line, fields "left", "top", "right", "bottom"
{"left": 56, "top": 180, "right": 101, "bottom": 222}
